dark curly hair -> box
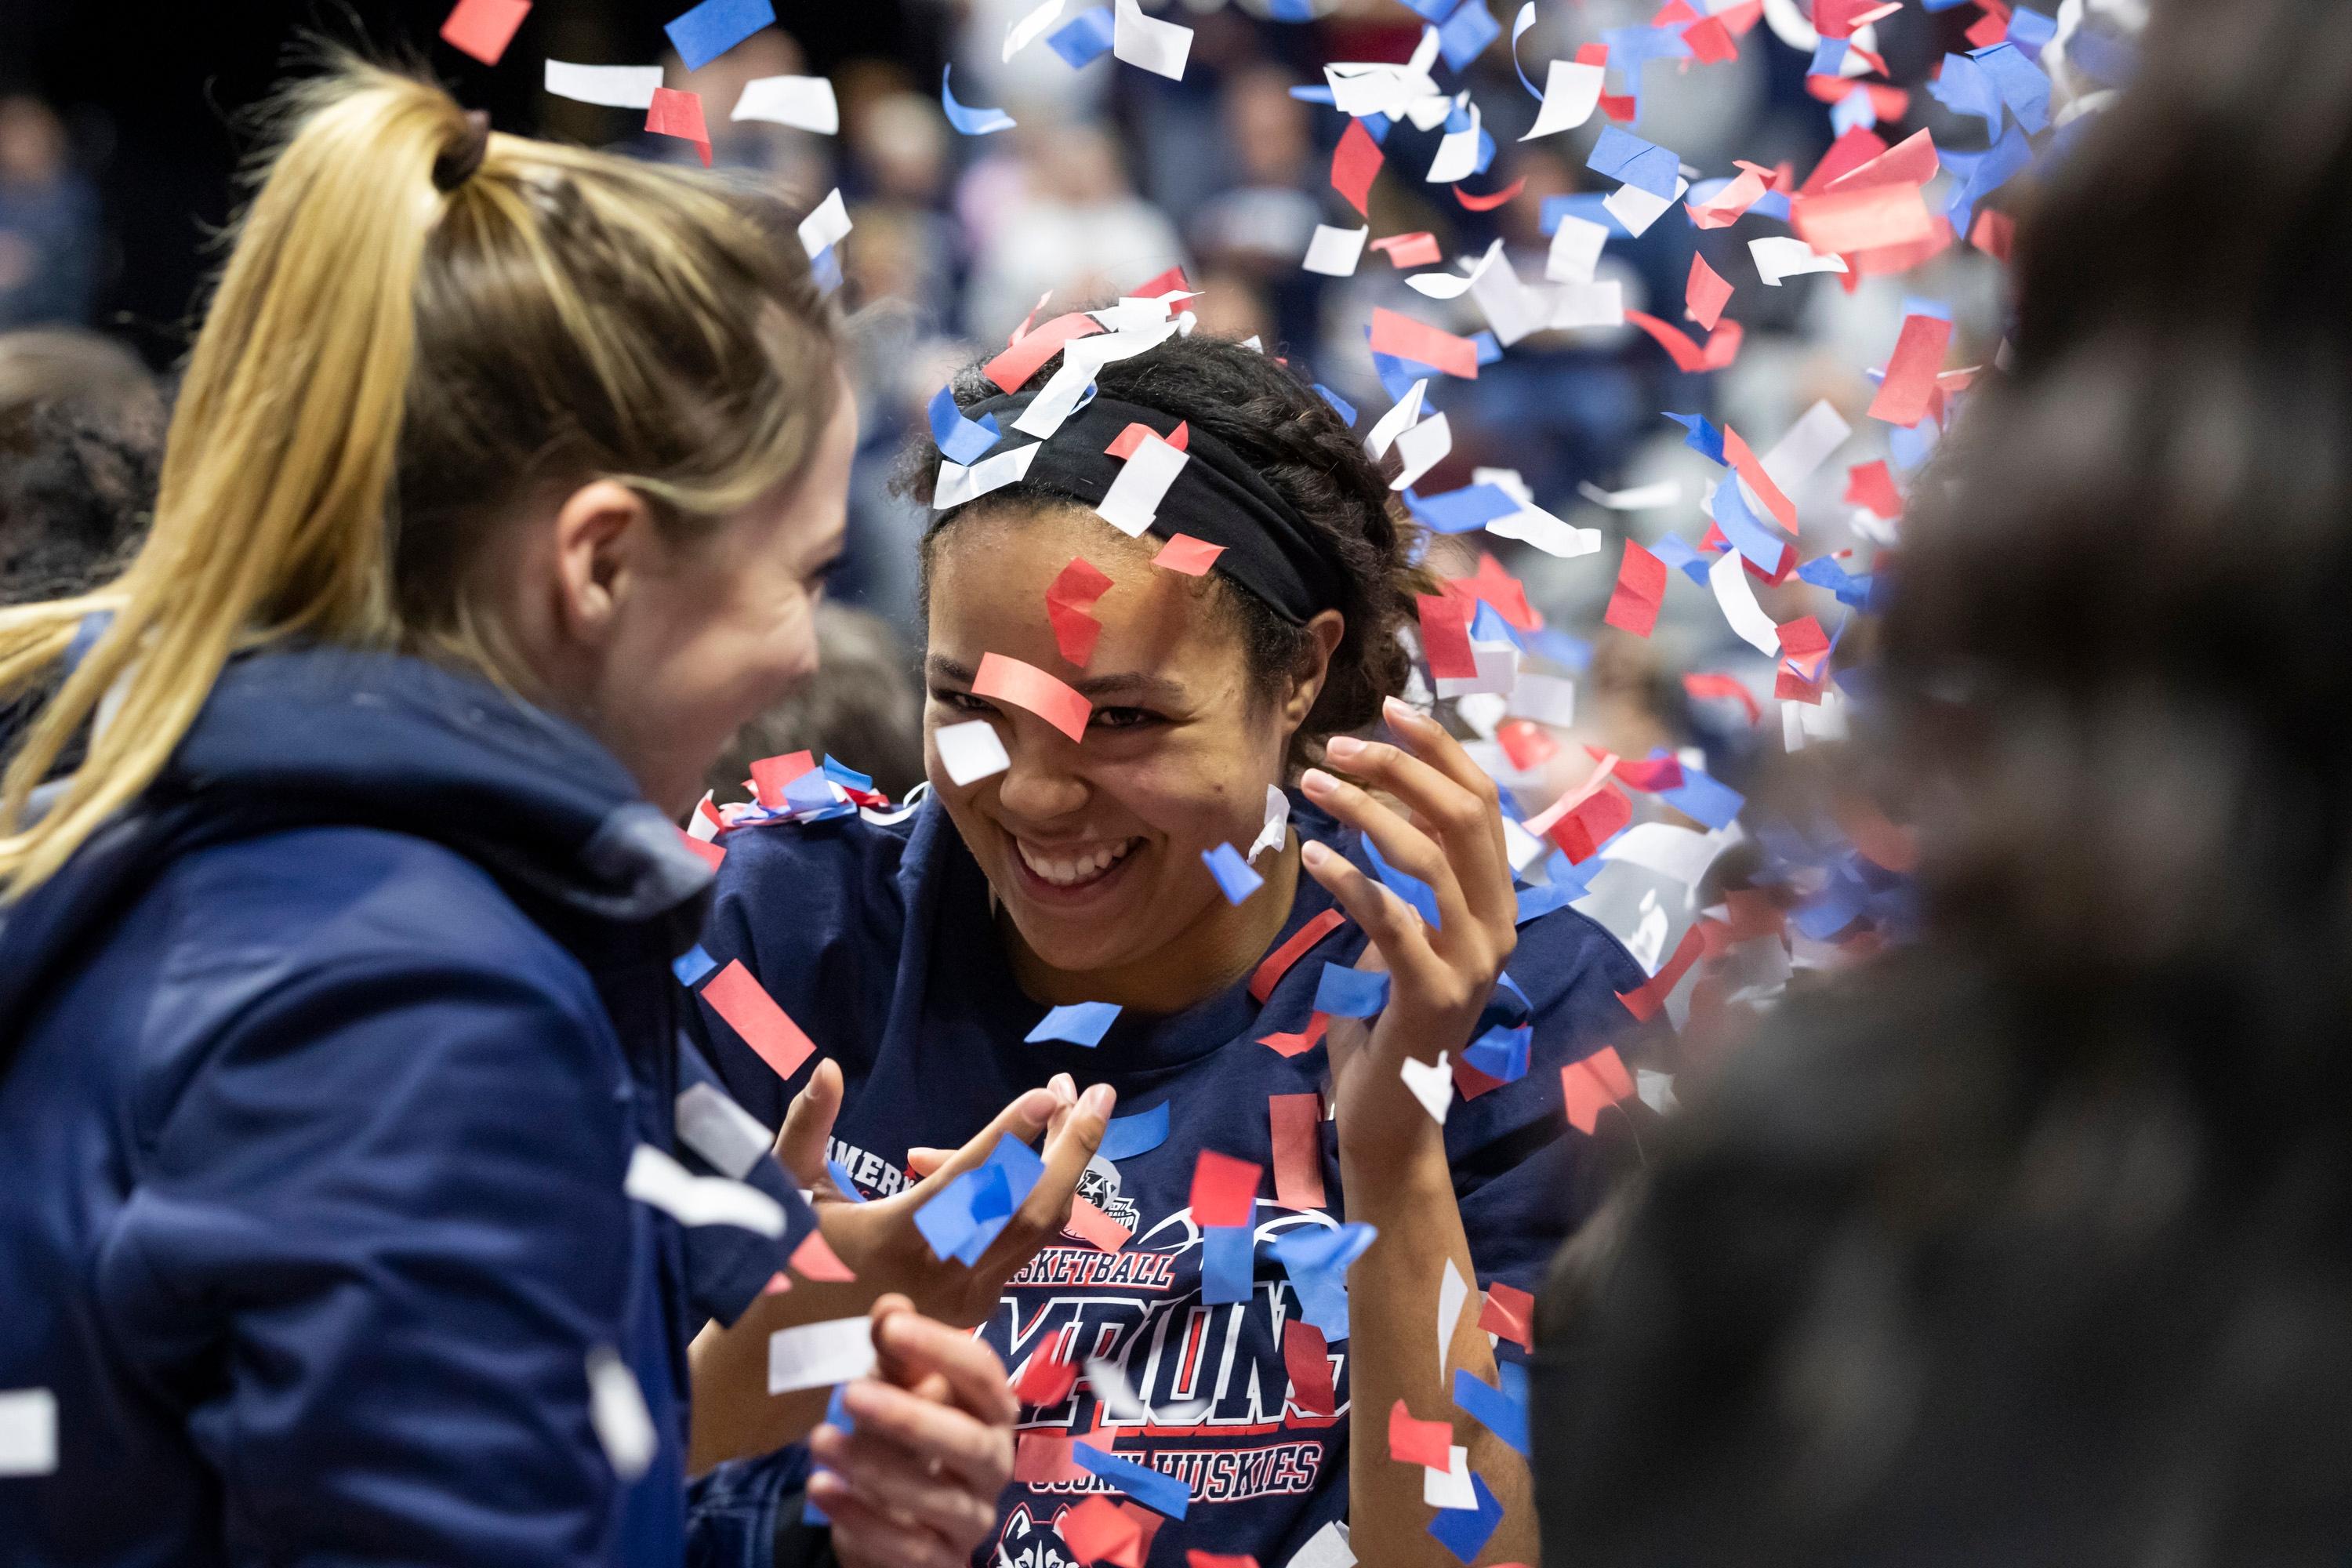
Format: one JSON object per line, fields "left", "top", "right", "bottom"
{"left": 899, "top": 331, "right": 1431, "bottom": 775}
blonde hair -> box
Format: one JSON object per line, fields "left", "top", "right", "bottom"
{"left": 0, "top": 61, "right": 839, "bottom": 898}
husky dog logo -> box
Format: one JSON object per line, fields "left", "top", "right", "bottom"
{"left": 993, "top": 1501, "right": 1083, "bottom": 1568}
{"left": 1070, "top": 1154, "right": 1139, "bottom": 1237}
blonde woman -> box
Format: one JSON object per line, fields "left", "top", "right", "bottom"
{"left": 0, "top": 66, "right": 1107, "bottom": 1568}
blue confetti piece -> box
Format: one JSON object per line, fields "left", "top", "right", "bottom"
{"left": 913, "top": 1165, "right": 993, "bottom": 1262}
{"left": 1830, "top": 85, "right": 1878, "bottom": 136}
{"left": 820, "top": 755, "right": 873, "bottom": 793}
{"left": 941, "top": 64, "right": 1017, "bottom": 134}
{"left": 825, "top": 1157, "right": 871, "bottom": 1202}
{"left": 1514, "top": 880, "right": 1571, "bottom": 924}
{"left": 1272, "top": 1221, "right": 1377, "bottom": 1340}
{"left": 1468, "top": 329, "right": 1503, "bottom": 366}
{"left": 1712, "top": 474, "right": 1790, "bottom": 574}
{"left": 1468, "top": 600, "right": 1526, "bottom": 653}
{"left": 1288, "top": 82, "right": 1337, "bottom": 104}
{"left": 1313, "top": 962, "right": 1390, "bottom": 1018}
{"left": 1792, "top": 861, "right": 1870, "bottom": 941}
{"left": 927, "top": 385, "right": 1001, "bottom": 465}
{"left": 1464, "top": 1023, "right": 1531, "bottom": 1083}
{"left": 1748, "top": 189, "right": 1792, "bottom": 222}
{"left": 1657, "top": 767, "right": 1744, "bottom": 832}
{"left": 1361, "top": 833, "right": 1442, "bottom": 931}
{"left": 1976, "top": 28, "right": 2053, "bottom": 120}
{"left": 1370, "top": 349, "right": 1433, "bottom": 404}
{"left": 1798, "top": 553, "right": 1869, "bottom": 606}
{"left": 804, "top": 1381, "right": 855, "bottom": 1523}
{"left": 1889, "top": 416, "right": 1940, "bottom": 471}
{"left": 672, "top": 944, "right": 717, "bottom": 987}
{"left": 1809, "top": 35, "right": 1849, "bottom": 75}
{"left": 2065, "top": 24, "right": 2135, "bottom": 88}
{"left": 1025, "top": 1000, "right": 1123, "bottom": 1047}
{"left": 1929, "top": 52, "right": 2004, "bottom": 142}
{"left": 1266, "top": 0, "right": 1317, "bottom": 18}
{"left": 1362, "top": 111, "right": 1392, "bottom": 145}
{"left": 808, "top": 243, "right": 843, "bottom": 297}
{"left": 1201, "top": 1224, "right": 1255, "bottom": 1305}
{"left": 1428, "top": 1473, "right": 1504, "bottom": 1563}
{"left": 2007, "top": 5, "right": 2059, "bottom": 60}
{"left": 1202, "top": 842, "right": 1265, "bottom": 906}
{"left": 1102, "top": 1102, "right": 1170, "bottom": 1161}
{"left": 913, "top": 1133, "right": 1046, "bottom": 1264}
{"left": 782, "top": 768, "right": 837, "bottom": 814}
{"left": 1412, "top": 482, "right": 1523, "bottom": 536}
{"left": 1313, "top": 384, "right": 1357, "bottom": 426}
{"left": 1652, "top": 532, "right": 1715, "bottom": 585}
{"left": 1588, "top": 125, "right": 1682, "bottom": 200}
{"left": 1452, "top": 1366, "right": 1530, "bottom": 1454}
{"left": 664, "top": 0, "right": 774, "bottom": 73}
{"left": 1045, "top": 7, "right": 1115, "bottom": 69}
{"left": 1397, "top": 0, "right": 1465, "bottom": 20}
{"left": 1664, "top": 411, "right": 1726, "bottom": 465}
{"left": 1526, "top": 627, "right": 1592, "bottom": 673}
{"left": 1073, "top": 1443, "right": 1191, "bottom": 1520}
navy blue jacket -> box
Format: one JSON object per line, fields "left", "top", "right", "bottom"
{"left": 697, "top": 792, "right": 1646, "bottom": 1568}
{"left": 0, "top": 648, "right": 820, "bottom": 1566}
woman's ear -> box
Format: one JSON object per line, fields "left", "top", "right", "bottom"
{"left": 550, "top": 479, "right": 657, "bottom": 647}
{"left": 1279, "top": 609, "right": 1348, "bottom": 731}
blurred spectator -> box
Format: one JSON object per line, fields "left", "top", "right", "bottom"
{"left": 961, "top": 124, "right": 1186, "bottom": 345}
{"left": 0, "top": 96, "right": 100, "bottom": 328}
{"left": 705, "top": 601, "right": 925, "bottom": 804}
{"left": 1188, "top": 65, "right": 1324, "bottom": 348}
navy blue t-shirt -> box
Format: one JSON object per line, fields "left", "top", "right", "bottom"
{"left": 699, "top": 790, "right": 1644, "bottom": 1567}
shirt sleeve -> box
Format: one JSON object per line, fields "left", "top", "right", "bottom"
{"left": 1448, "top": 906, "right": 1655, "bottom": 1305}
{"left": 99, "top": 956, "right": 645, "bottom": 1567}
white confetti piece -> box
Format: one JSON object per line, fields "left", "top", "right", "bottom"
{"left": 1004, "top": 0, "right": 1066, "bottom": 60}
{"left": 1602, "top": 822, "right": 1728, "bottom": 890}
{"left": 1577, "top": 479, "right": 1682, "bottom": 511}
{"left": 1487, "top": 503, "right": 1599, "bottom": 557}
{"left": 1548, "top": 279, "right": 1625, "bottom": 329}
{"left": 734, "top": 74, "right": 838, "bottom": 133}
{"left": 0, "top": 1388, "right": 56, "bottom": 1477}
{"left": 1390, "top": 412, "right": 1453, "bottom": 492}
{"left": 935, "top": 441, "right": 1042, "bottom": 509}
{"left": 1751, "top": 235, "right": 1849, "bottom": 286}
{"left": 624, "top": 1144, "right": 786, "bottom": 1236}
{"left": 1423, "top": 1443, "right": 1477, "bottom": 1509}
{"left": 544, "top": 61, "right": 664, "bottom": 109}
{"left": 1708, "top": 546, "right": 1782, "bottom": 655}
{"left": 1426, "top": 98, "right": 1483, "bottom": 183}
{"left": 1365, "top": 380, "right": 1427, "bottom": 460}
{"left": 1095, "top": 433, "right": 1190, "bottom": 536}
{"left": 1605, "top": 176, "right": 1687, "bottom": 238}
{"left": 1248, "top": 784, "right": 1290, "bottom": 864}
{"left": 1506, "top": 670, "right": 1577, "bottom": 728}
{"left": 1439, "top": 1258, "right": 1468, "bottom": 1378}
{"left": 673, "top": 1082, "right": 773, "bottom": 1181}
{"left": 936, "top": 718, "right": 1011, "bottom": 786}
{"left": 586, "top": 1348, "right": 658, "bottom": 1481}
{"left": 797, "top": 188, "right": 850, "bottom": 262}
{"left": 1113, "top": 0, "right": 1193, "bottom": 80}
{"left": 1302, "top": 223, "right": 1370, "bottom": 278}
{"left": 1760, "top": 399, "right": 1853, "bottom": 492}
{"left": 768, "top": 1316, "right": 878, "bottom": 1394}
{"left": 1522, "top": 59, "right": 1606, "bottom": 140}
{"left": 1435, "top": 641, "right": 1519, "bottom": 700}
{"left": 1545, "top": 213, "right": 1609, "bottom": 284}
{"left": 1288, "top": 1520, "right": 1356, "bottom": 1568}
{"left": 1400, "top": 1051, "right": 1454, "bottom": 1123}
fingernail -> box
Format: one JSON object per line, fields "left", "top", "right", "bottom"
{"left": 1325, "top": 735, "right": 1363, "bottom": 759}
{"left": 1301, "top": 840, "right": 1330, "bottom": 869}
{"left": 1384, "top": 695, "right": 1420, "bottom": 724}
{"left": 1015, "top": 1087, "right": 1058, "bottom": 1121}
{"left": 1050, "top": 1072, "right": 1077, "bottom": 1102}
{"left": 1301, "top": 768, "right": 1336, "bottom": 795}
{"left": 1081, "top": 1083, "right": 1117, "bottom": 1118}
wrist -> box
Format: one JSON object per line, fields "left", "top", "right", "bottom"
{"left": 1336, "top": 1122, "right": 1453, "bottom": 1210}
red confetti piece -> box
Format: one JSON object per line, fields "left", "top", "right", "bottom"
{"left": 1459, "top": 550, "right": 1541, "bottom": 631}
{"left": 1048, "top": 603, "right": 1102, "bottom": 669}
{"left": 677, "top": 826, "right": 725, "bottom": 873}
{"left": 1016, "top": 1345, "right": 1081, "bottom": 1406}
{"left": 748, "top": 750, "right": 816, "bottom": 808}
{"left": 1059, "top": 1495, "right": 1145, "bottom": 1568}
{"left": 1778, "top": 614, "right": 1833, "bottom": 679}
{"left": 1549, "top": 783, "right": 1632, "bottom": 863}
{"left": 1283, "top": 1320, "right": 1336, "bottom": 1417}
{"left": 1847, "top": 461, "right": 1904, "bottom": 522}
{"left": 1722, "top": 426, "right": 1798, "bottom": 532}
{"left": 1249, "top": 909, "right": 1348, "bottom": 1003}
{"left": 1965, "top": 0, "right": 2011, "bottom": 48}
{"left": 1826, "top": 128, "right": 1940, "bottom": 194}
{"left": 1065, "top": 1195, "right": 1134, "bottom": 1252}
{"left": 1388, "top": 1399, "right": 1454, "bottom": 1468}
{"left": 1131, "top": 264, "right": 1192, "bottom": 299}
{"left": 1014, "top": 1432, "right": 1083, "bottom": 1483}
{"left": 789, "top": 1229, "right": 856, "bottom": 1282}
{"left": 440, "top": 0, "right": 530, "bottom": 64}
{"left": 1269, "top": 1092, "right": 1327, "bottom": 1210}
{"left": 1454, "top": 1052, "right": 1510, "bottom": 1102}
{"left": 1151, "top": 534, "right": 1225, "bottom": 576}
{"left": 1624, "top": 311, "right": 1744, "bottom": 372}
{"left": 1613, "top": 753, "right": 1686, "bottom": 793}
{"left": 1791, "top": 183, "right": 1934, "bottom": 256}
{"left": 1452, "top": 176, "right": 1526, "bottom": 212}
{"left": 1479, "top": 1282, "right": 1536, "bottom": 1350}
{"left": 1682, "top": 13, "right": 1738, "bottom": 63}
{"left": 1417, "top": 592, "right": 1479, "bottom": 678}
{"left": 1189, "top": 1149, "right": 1261, "bottom": 1229}
{"left": 973, "top": 651, "right": 1091, "bottom": 743}
{"left": 984, "top": 311, "right": 1106, "bottom": 394}
{"left": 1258, "top": 1012, "right": 1330, "bottom": 1058}
{"left": 1331, "top": 119, "right": 1384, "bottom": 216}
{"left": 702, "top": 960, "right": 816, "bottom": 1080}
{"left": 1616, "top": 926, "right": 1704, "bottom": 1022}
{"left": 1799, "top": 126, "right": 1889, "bottom": 196}
{"left": 1105, "top": 420, "right": 1188, "bottom": 459}
{"left": 1561, "top": 1045, "right": 1637, "bottom": 1133}
{"left": 1868, "top": 314, "right": 1955, "bottom": 427}
{"left": 1688, "top": 166, "right": 1770, "bottom": 230}
{"left": 1686, "top": 253, "right": 1733, "bottom": 332}
{"left": 1370, "top": 231, "right": 1443, "bottom": 268}
{"left": 646, "top": 88, "right": 712, "bottom": 168}
{"left": 1369, "top": 307, "right": 1479, "bottom": 379}
{"left": 1682, "top": 671, "right": 1762, "bottom": 724}
{"left": 1603, "top": 539, "right": 1668, "bottom": 637}
{"left": 1497, "top": 720, "right": 1559, "bottom": 772}
{"left": 1969, "top": 207, "right": 2016, "bottom": 262}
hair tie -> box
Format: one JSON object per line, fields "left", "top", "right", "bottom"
{"left": 434, "top": 110, "right": 492, "bottom": 194}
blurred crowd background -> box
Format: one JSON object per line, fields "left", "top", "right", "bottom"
{"left": 0, "top": 0, "right": 2012, "bottom": 815}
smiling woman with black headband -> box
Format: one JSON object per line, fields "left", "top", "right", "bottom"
{"left": 684, "top": 330, "right": 1647, "bottom": 1567}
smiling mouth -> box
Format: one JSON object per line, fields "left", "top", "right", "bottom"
{"left": 1011, "top": 835, "right": 1144, "bottom": 892}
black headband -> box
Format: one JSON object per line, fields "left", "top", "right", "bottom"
{"left": 933, "top": 392, "right": 1345, "bottom": 626}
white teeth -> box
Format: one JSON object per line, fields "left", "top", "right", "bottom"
{"left": 1016, "top": 837, "right": 1138, "bottom": 887}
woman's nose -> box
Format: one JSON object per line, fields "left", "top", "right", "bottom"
{"left": 993, "top": 726, "right": 1090, "bottom": 820}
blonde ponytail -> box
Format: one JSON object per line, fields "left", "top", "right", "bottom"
{"left": 0, "top": 61, "right": 839, "bottom": 898}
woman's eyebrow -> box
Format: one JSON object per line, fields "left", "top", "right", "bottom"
{"left": 925, "top": 655, "right": 1184, "bottom": 703}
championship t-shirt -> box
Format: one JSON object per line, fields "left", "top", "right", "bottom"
{"left": 697, "top": 790, "right": 1645, "bottom": 1568}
